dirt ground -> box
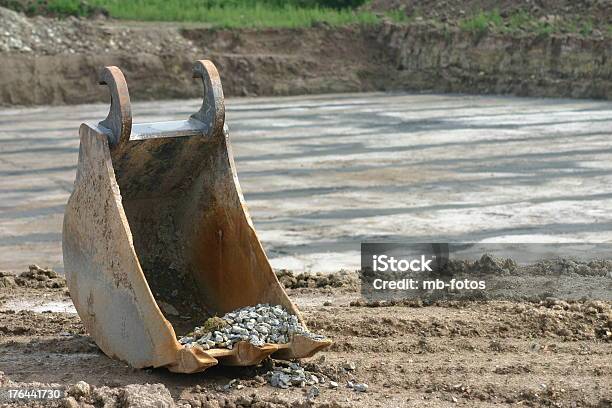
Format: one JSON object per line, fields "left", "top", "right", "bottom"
{"left": 0, "top": 268, "right": 610, "bottom": 407}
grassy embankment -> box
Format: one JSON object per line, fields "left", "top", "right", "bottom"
{"left": 2, "top": 0, "right": 609, "bottom": 35}
{"left": 459, "top": 9, "right": 608, "bottom": 37}
{"left": 21, "top": 0, "right": 385, "bottom": 28}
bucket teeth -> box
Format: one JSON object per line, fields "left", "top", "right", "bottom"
{"left": 211, "top": 342, "right": 280, "bottom": 367}
{"left": 272, "top": 335, "right": 334, "bottom": 360}
{"left": 167, "top": 347, "right": 218, "bottom": 374}
{"left": 62, "top": 60, "right": 331, "bottom": 373}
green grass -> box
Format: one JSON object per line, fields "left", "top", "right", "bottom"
{"left": 36, "top": 0, "right": 380, "bottom": 28}
{"left": 506, "top": 10, "right": 531, "bottom": 31}
{"left": 502, "top": 10, "right": 555, "bottom": 36}
{"left": 7, "top": 0, "right": 607, "bottom": 35}
{"left": 579, "top": 20, "right": 594, "bottom": 36}
{"left": 459, "top": 9, "right": 602, "bottom": 38}
{"left": 0, "top": 0, "right": 104, "bottom": 17}
{"left": 459, "top": 9, "right": 503, "bottom": 35}
{"left": 384, "top": 9, "right": 409, "bottom": 23}
{"left": 46, "top": 0, "right": 96, "bottom": 16}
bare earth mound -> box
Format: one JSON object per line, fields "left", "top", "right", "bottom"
{"left": 0, "top": 4, "right": 611, "bottom": 106}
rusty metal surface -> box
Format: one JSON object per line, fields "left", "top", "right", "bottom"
{"left": 191, "top": 60, "right": 225, "bottom": 138}
{"left": 98, "top": 66, "right": 132, "bottom": 147}
{"left": 62, "top": 60, "right": 330, "bottom": 373}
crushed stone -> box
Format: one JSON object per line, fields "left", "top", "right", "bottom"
{"left": 178, "top": 304, "right": 325, "bottom": 350}
{"left": 266, "top": 362, "right": 321, "bottom": 389}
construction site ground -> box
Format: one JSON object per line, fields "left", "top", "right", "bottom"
{"left": 0, "top": 274, "right": 610, "bottom": 407}
{"left": 0, "top": 93, "right": 611, "bottom": 407}
{"left": 2, "top": 93, "right": 612, "bottom": 272}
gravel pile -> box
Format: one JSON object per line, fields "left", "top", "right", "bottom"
{"left": 178, "top": 304, "right": 325, "bottom": 350}
{"left": 0, "top": 7, "right": 98, "bottom": 54}
{"left": 267, "top": 362, "right": 321, "bottom": 389}
{"left": 264, "top": 362, "right": 368, "bottom": 393}
{"left": 0, "top": 6, "right": 195, "bottom": 55}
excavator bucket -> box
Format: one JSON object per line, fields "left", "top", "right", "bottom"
{"left": 62, "top": 60, "right": 331, "bottom": 373}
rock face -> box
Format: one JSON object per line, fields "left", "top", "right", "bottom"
{"left": 179, "top": 304, "right": 325, "bottom": 349}
{"left": 378, "top": 22, "right": 612, "bottom": 99}
{"left": 0, "top": 7, "right": 610, "bottom": 106}
{"left": 0, "top": 8, "right": 388, "bottom": 105}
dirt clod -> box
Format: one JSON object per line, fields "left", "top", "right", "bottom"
{"left": 9, "top": 264, "right": 66, "bottom": 289}
{"left": 67, "top": 380, "right": 91, "bottom": 398}
{"left": 276, "top": 270, "right": 357, "bottom": 290}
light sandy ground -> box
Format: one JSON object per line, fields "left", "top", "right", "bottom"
{"left": 2, "top": 93, "right": 612, "bottom": 273}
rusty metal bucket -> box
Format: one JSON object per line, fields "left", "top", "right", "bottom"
{"left": 62, "top": 60, "right": 330, "bottom": 373}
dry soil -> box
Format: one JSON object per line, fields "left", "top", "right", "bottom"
{"left": 0, "top": 269, "right": 610, "bottom": 407}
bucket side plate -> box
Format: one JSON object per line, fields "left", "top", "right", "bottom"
{"left": 62, "top": 124, "right": 188, "bottom": 368}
